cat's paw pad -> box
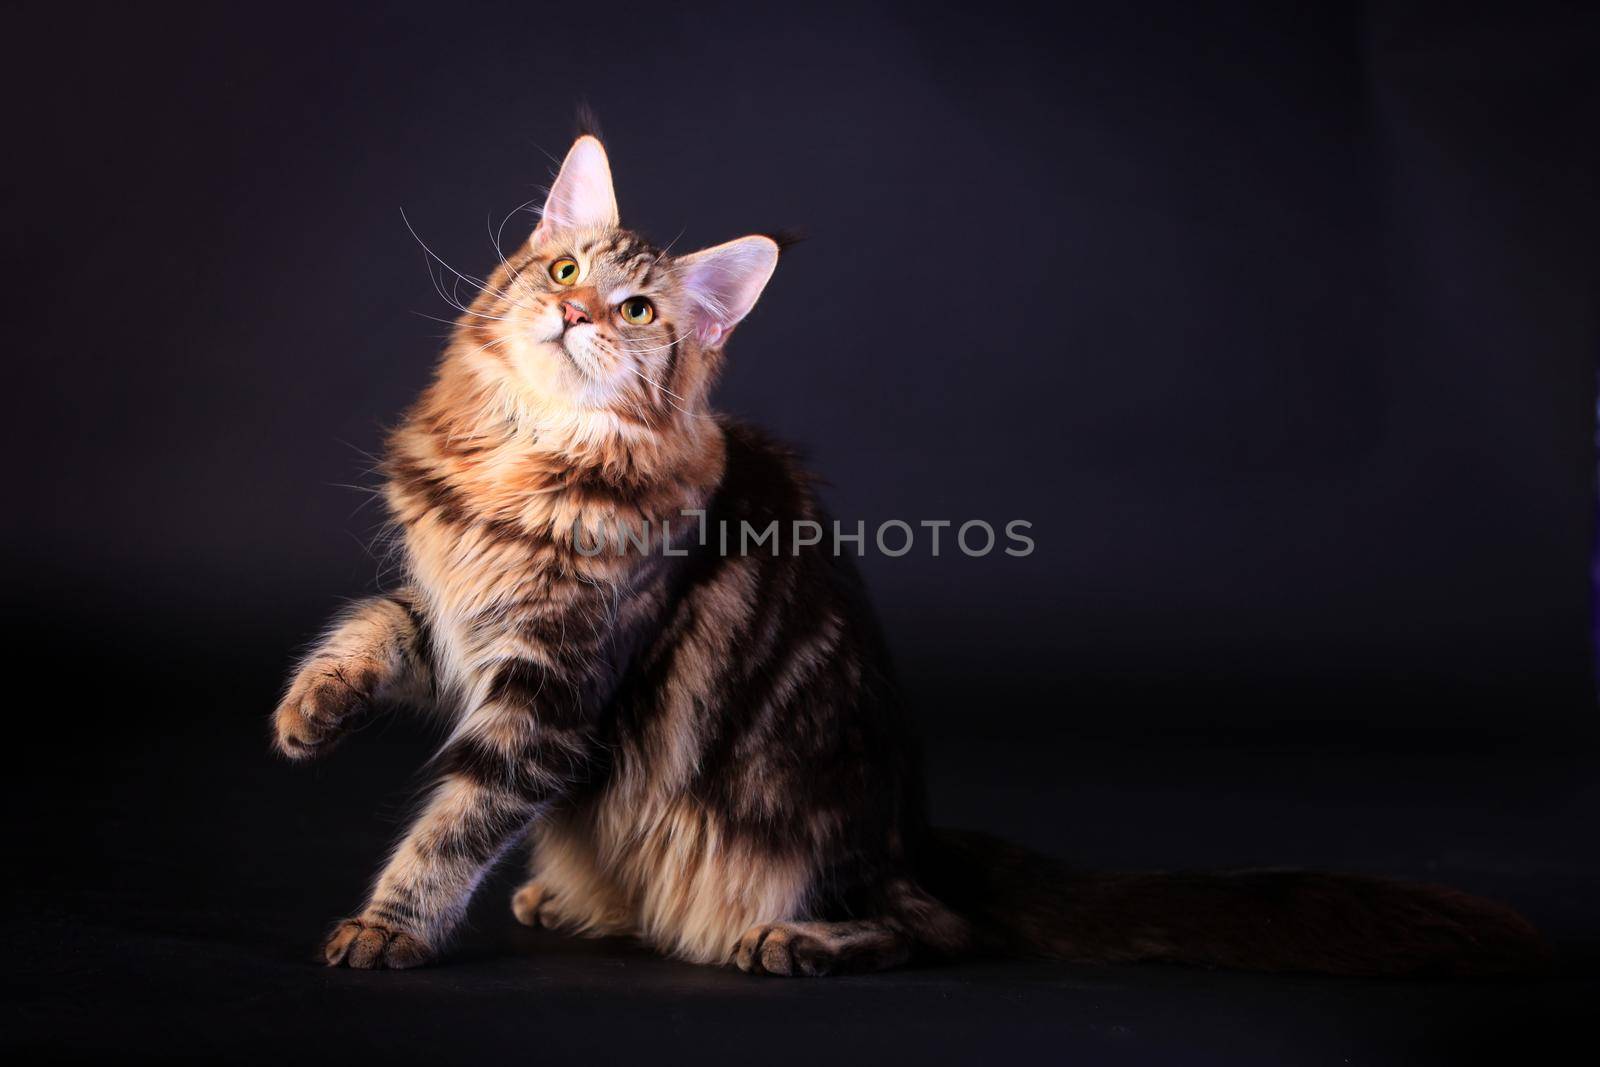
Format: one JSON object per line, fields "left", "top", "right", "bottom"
{"left": 272, "top": 661, "right": 376, "bottom": 759}
{"left": 511, "top": 880, "right": 560, "bottom": 929}
{"left": 322, "top": 917, "right": 432, "bottom": 970}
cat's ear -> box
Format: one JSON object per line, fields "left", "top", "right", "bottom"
{"left": 533, "top": 135, "right": 619, "bottom": 241}
{"left": 677, "top": 236, "right": 780, "bottom": 347}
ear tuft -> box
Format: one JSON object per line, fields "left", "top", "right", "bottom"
{"left": 574, "top": 102, "right": 603, "bottom": 142}
{"left": 533, "top": 135, "right": 619, "bottom": 241}
{"left": 762, "top": 228, "right": 807, "bottom": 253}
{"left": 677, "top": 236, "right": 781, "bottom": 348}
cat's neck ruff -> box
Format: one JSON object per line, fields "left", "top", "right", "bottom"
{"left": 384, "top": 351, "right": 724, "bottom": 548}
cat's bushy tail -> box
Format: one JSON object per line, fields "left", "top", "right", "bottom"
{"left": 912, "top": 828, "right": 1548, "bottom": 976}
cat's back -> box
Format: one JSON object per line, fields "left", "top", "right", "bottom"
{"left": 708, "top": 415, "right": 821, "bottom": 531}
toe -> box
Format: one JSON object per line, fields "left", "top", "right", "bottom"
{"left": 511, "top": 884, "right": 550, "bottom": 927}
{"left": 790, "top": 936, "right": 835, "bottom": 977}
{"left": 347, "top": 925, "right": 390, "bottom": 968}
{"left": 758, "top": 927, "right": 796, "bottom": 976}
{"left": 734, "top": 923, "right": 802, "bottom": 976}
{"left": 323, "top": 919, "right": 362, "bottom": 965}
{"left": 733, "top": 925, "right": 771, "bottom": 973}
{"left": 383, "top": 931, "right": 431, "bottom": 969}
{"left": 275, "top": 701, "right": 330, "bottom": 759}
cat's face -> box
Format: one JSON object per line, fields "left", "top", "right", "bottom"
{"left": 460, "top": 136, "right": 778, "bottom": 426}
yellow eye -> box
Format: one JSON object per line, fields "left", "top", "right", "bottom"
{"left": 549, "top": 257, "right": 579, "bottom": 286}
{"left": 620, "top": 297, "right": 655, "bottom": 325}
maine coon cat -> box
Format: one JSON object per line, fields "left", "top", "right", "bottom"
{"left": 273, "top": 129, "right": 1545, "bottom": 977}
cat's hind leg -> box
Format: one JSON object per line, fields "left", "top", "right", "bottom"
{"left": 732, "top": 920, "right": 912, "bottom": 977}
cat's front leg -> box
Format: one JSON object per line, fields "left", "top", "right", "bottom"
{"left": 272, "top": 590, "right": 430, "bottom": 759}
{"left": 324, "top": 657, "right": 608, "bottom": 968}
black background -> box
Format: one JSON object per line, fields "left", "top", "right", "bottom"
{"left": 6, "top": 2, "right": 1599, "bottom": 1063}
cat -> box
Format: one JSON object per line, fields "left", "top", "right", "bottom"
{"left": 273, "top": 127, "right": 1547, "bottom": 977}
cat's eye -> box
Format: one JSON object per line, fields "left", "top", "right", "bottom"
{"left": 620, "top": 297, "right": 655, "bottom": 325}
{"left": 549, "top": 257, "right": 579, "bottom": 286}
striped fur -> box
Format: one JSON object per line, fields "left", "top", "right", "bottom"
{"left": 273, "top": 133, "right": 1546, "bottom": 978}
{"left": 273, "top": 133, "right": 945, "bottom": 972}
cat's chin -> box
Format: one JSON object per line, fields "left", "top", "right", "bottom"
{"left": 521, "top": 345, "right": 625, "bottom": 414}
{"left": 557, "top": 336, "right": 590, "bottom": 371}
{"left": 505, "top": 335, "right": 590, "bottom": 386}
{"left": 556, "top": 334, "right": 619, "bottom": 396}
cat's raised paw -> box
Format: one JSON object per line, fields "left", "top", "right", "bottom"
{"left": 272, "top": 661, "right": 376, "bottom": 759}
{"left": 323, "top": 917, "right": 432, "bottom": 970}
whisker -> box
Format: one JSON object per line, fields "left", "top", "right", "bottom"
{"left": 494, "top": 194, "right": 544, "bottom": 257}
{"left": 461, "top": 333, "right": 518, "bottom": 360}
{"left": 591, "top": 342, "right": 712, "bottom": 421}
{"left": 623, "top": 335, "right": 688, "bottom": 356}
{"left": 411, "top": 310, "right": 473, "bottom": 330}
{"left": 400, "top": 206, "right": 504, "bottom": 300}
{"left": 422, "top": 261, "right": 509, "bottom": 321}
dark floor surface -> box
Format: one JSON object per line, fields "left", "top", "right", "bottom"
{"left": 5, "top": 626, "right": 1597, "bottom": 1066}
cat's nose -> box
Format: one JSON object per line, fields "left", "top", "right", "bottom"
{"left": 560, "top": 299, "right": 592, "bottom": 327}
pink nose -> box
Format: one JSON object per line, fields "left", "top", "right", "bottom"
{"left": 561, "top": 300, "right": 591, "bottom": 326}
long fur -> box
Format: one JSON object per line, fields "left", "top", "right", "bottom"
{"left": 273, "top": 131, "right": 1547, "bottom": 978}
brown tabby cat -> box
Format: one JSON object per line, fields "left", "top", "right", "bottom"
{"left": 273, "top": 129, "right": 1547, "bottom": 977}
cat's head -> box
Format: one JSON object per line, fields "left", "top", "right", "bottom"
{"left": 452, "top": 134, "right": 779, "bottom": 429}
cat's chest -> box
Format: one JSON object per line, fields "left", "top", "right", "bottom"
{"left": 399, "top": 502, "right": 655, "bottom": 694}
{"left": 397, "top": 510, "right": 556, "bottom": 686}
